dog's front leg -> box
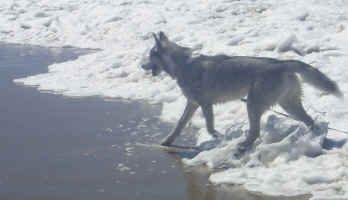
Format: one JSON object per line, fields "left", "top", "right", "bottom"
{"left": 161, "top": 100, "right": 198, "bottom": 146}
{"left": 201, "top": 103, "right": 221, "bottom": 138}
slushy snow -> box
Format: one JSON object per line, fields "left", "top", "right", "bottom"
{"left": 1, "top": 0, "right": 348, "bottom": 199}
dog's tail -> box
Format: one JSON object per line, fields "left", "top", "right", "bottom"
{"left": 284, "top": 60, "right": 343, "bottom": 99}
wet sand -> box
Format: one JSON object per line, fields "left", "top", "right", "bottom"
{"left": 0, "top": 43, "right": 310, "bottom": 200}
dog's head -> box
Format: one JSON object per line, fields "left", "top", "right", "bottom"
{"left": 141, "top": 32, "right": 191, "bottom": 78}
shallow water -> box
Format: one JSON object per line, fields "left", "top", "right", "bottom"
{"left": 0, "top": 43, "right": 309, "bottom": 200}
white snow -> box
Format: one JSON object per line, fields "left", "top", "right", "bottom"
{"left": 2, "top": 0, "right": 348, "bottom": 199}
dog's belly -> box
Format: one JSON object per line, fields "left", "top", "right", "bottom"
{"left": 179, "top": 74, "right": 252, "bottom": 105}
{"left": 211, "top": 85, "right": 250, "bottom": 103}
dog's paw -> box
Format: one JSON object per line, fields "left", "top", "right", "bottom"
{"left": 160, "top": 136, "right": 174, "bottom": 146}
{"left": 310, "top": 122, "right": 328, "bottom": 137}
{"left": 235, "top": 145, "right": 246, "bottom": 158}
{"left": 234, "top": 141, "right": 252, "bottom": 158}
{"left": 210, "top": 130, "right": 223, "bottom": 138}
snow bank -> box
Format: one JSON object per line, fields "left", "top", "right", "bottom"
{"left": 2, "top": 0, "right": 348, "bottom": 199}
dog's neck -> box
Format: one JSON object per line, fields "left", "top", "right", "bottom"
{"left": 168, "top": 53, "right": 190, "bottom": 79}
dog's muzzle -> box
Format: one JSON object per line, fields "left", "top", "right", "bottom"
{"left": 140, "top": 49, "right": 161, "bottom": 76}
{"left": 141, "top": 62, "right": 160, "bottom": 76}
{"left": 141, "top": 62, "right": 152, "bottom": 71}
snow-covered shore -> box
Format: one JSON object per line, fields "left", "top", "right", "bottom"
{"left": 2, "top": 0, "right": 348, "bottom": 199}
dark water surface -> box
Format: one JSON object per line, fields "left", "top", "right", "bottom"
{"left": 0, "top": 43, "right": 309, "bottom": 200}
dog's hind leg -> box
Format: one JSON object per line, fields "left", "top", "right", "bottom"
{"left": 238, "top": 76, "right": 283, "bottom": 153}
{"left": 201, "top": 103, "right": 221, "bottom": 138}
{"left": 161, "top": 100, "right": 198, "bottom": 146}
{"left": 279, "top": 74, "right": 314, "bottom": 128}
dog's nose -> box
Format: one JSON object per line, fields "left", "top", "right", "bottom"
{"left": 141, "top": 63, "right": 152, "bottom": 71}
{"left": 141, "top": 64, "right": 148, "bottom": 70}
{"left": 140, "top": 54, "right": 151, "bottom": 70}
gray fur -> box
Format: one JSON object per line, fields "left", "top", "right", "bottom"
{"left": 141, "top": 31, "right": 343, "bottom": 153}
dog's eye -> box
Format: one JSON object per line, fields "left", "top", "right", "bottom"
{"left": 150, "top": 48, "right": 159, "bottom": 56}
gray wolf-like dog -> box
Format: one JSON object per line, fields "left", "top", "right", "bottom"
{"left": 141, "top": 31, "right": 343, "bottom": 153}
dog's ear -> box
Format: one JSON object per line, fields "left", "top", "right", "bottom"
{"left": 158, "top": 31, "right": 170, "bottom": 48}
{"left": 158, "top": 31, "right": 169, "bottom": 42}
{"left": 153, "top": 32, "right": 169, "bottom": 49}
{"left": 152, "top": 33, "right": 162, "bottom": 49}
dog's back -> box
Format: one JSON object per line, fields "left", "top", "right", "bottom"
{"left": 180, "top": 55, "right": 290, "bottom": 104}
{"left": 179, "top": 55, "right": 342, "bottom": 105}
